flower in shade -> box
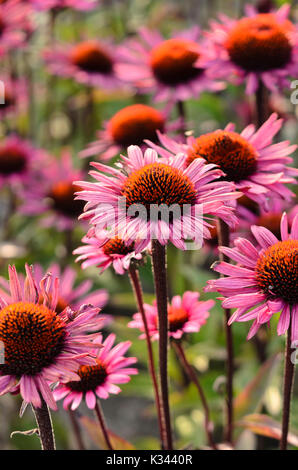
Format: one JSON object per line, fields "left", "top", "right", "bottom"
{"left": 205, "top": 213, "right": 298, "bottom": 341}
{"left": 76, "top": 145, "right": 239, "bottom": 250}
{"left": 236, "top": 197, "right": 298, "bottom": 240}
{"left": 204, "top": 4, "right": 298, "bottom": 94}
{"left": 0, "top": 0, "right": 33, "bottom": 56}
{"left": 147, "top": 113, "right": 298, "bottom": 207}
{"left": 31, "top": 0, "right": 98, "bottom": 11}
{"left": 0, "top": 263, "right": 108, "bottom": 316}
{"left": 44, "top": 39, "right": 122, "bottom": 89}
{"left": 74, "top": 235, "right": 144, "bottom": 275}
{"left": 53, "top": 333, "right": 138, "bottom": 409}
{"left": 0, "top": 264, "right": 105, "bottom": 409}
{"left": 0, "top": 75, "right": 28, "bottom": 119}
{"left": 80, "top": 104, "right": 170, "bottom": 162}
{"left": 20, "top": 150, "right": 86, "bottom": 231}
{"left": 117, "top": 27, "right": 224, "bottom": 102}
{"left": 0, "top": 135, "right": 48, "bottom": 189}
{"left": 129, "top": 291, "right": 214, "bottom": 340}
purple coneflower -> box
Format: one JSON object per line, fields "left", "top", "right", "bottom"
{"left": 206, "top": 212, "right": 298, "bottom": 341}
{"left": 54, "top": 333, "right": 137, "bottom": 409}
{"left": 0, "top": 264, "right": 104, "bottom": 410}
{"left": 117, "top": 27, "right": 224, "bottom": 102}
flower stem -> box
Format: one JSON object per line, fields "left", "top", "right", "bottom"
{"left": 68, "top": 410, "right": 85, "bottom": 450}
{"left": 177, "top": 100, "right": 186, "bottom": 137}
{"left": 255, "top": 80, "right": 269, "bottom": 128}
{"left": 173, "top": 341, "right": 217, "bottom": 450}
{"left": 151, "top": 240, "right": 173, "bottom": 450}
{"left": 280, "top": 318, "right": 295, "bottom": 450}
{"left": 216, "top": 218, "right": 234, "bottom": 445}
{"left": 32, "top": 398, "right": 56, "bottom": 450}
{"left": 128, "top": 266, "right": 164, "bottom": 446}
{"left": 94, "top": 400, "right": 113, "bottom": 450}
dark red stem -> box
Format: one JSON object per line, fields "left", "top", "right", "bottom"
{"left": 151, "top": 240, "right": 173, "bottom": 450}
{"left": 128, "top": 266, "right": 164, "bottom": 447}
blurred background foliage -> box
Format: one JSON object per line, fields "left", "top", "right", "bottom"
{"left": 0, "top": 0, "right": 297, "bottom": 450}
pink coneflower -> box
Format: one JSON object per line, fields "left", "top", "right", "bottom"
{"left": 53, "top": 333, "right": 137, "bottom": 409}
{"left": 0, "top": 263, "right": 108, "bottom": 315}
{"left": 0, "top": 264, "right": 105, "bottom": 409}
{"left": 117, "top": 27, "right": 224, "bottom": 102}
{"left": 44, "top": 39, "right": 122, "bottom": 89}
{"left": 80, "top": 104, "right": 170, "bottom": 162}
{"left": 31, "top": 0, "right": 98, "bottom": 11}
{"left": 74, "top": 235, "right": 144, "bottom": 275}
{"left": 204, "top": 4, "right": 298, "bottom": 94}
{"left": 129, "top": 291, "right": 214, "bottom": 340}
{"left": 147, "top": 113, "right": 298, "bottom": 207}
{"left": 0, "top": 75, "right": 28, "bottom": 119}
{"left": 76, "top": 145, "right": 239, "bottom": 250}
{"left": 205, "top": 212, "right": 298, "bottom": 341}
{"left": 0, "top": 135, "right": 48, "bottom": 189}
{"left": 236, "top": 197, "right": 298, "bottom": 240}
{"left": 20, "top": 150, "right": 85, "bottom": 231}
{"left": 0, "top": 0, "right": 33, "bottom": 56}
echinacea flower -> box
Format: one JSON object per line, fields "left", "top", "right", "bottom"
{"left": 0, "top": 135, "right": 48, "bottom": 190}
{"left": 74, "top": 235, "right": 144, "bottom": 275}
{"left": 117, "top": 27, "right": 224, "bottom": 102}
{"left": 0, "top": 75, "right": 28, "bottom": 119}
{"left": 44, "top": 39, "right": 122, "bottom": 89}
{"left": 205, "top": 213, "right": 298, "bottom": 341}
{"left": 236, "top": 197, "right": 298, "bottom": 240}
{"left": 0, "top": 265, "right": 105, "bottom": 409}
{"left": 76, "top": 145, "right": 239, "bottom": 250}
{"left": 0, "top": 263, "right": 108, "bottom": 315}
{"left": 147, "top": 113, "right": 298, "bottom": 207}
{"left": 0, "top": 0, "right": 33, "bottom": 56}
{"left": 31, "top": 0, "right": 98, "bottom": 11}
{"left": 53, "top": 333, "right": 137, "bottom": 409}
{"left": 204, "top": 4, "right": 298, "bottom": 94}
{"left": 80, "top": 104, "right": 168, "bottom": 162}
{"left": 20, "top": 150, "right": 85, "bottom": 231}
{"left": 128, "top": 291, "right": 214, "bottom": 340}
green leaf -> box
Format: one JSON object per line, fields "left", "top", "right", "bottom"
{"left": 236, "top": 414, "right": 298, "bottom": 447}
{"left": 234, "top": 353, "right": 282, "bottom": 419}
{"left": 80, "top": 415, "right": 135, "bottom": 450}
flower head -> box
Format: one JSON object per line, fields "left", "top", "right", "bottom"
{"left": 53, "top": 333, "right": 138, "bottom": 409}
{"left": 0, "top": 265, "right": 105, "bottom": 409}
{"left": 76, "top": 145, "right": 239, "bottom": 250}
{"left": 44, "top": 39, "right": 122, "bottom": 89}
{"left": 0, "top": 75, "right": 28, "bottom": 119}
{"left": 0, "top": 0, "right": 33, "bottom": 56}
{"left": 0, "top": 135, "right": 48, "bottom": 190}
{"left": 117, "top": 27, "right": 224, "bottom": 102}
{"left": 0, "top": 263, "right": 109, "bottom": 315}
{"left": 20, "top": 150, "right": 85, "bottom": 231}
{"left": 206, "top": 213, "right": 298, "bottom": 341}
{"left": 147, "top": 113, "right": 298, "bottom": 207}
{"left": 80, "top": 104, "right": 168, "bottom": 162}
{"left": 204, "top": 4, "right": 298, "bottom": 94}
{"left": 31, "top": 0, "right": 98, "bottom": 11}
{"left": 129, "top": 291, "right": 214, "bottom": 340}
{"left": 74, "top": 235, "right": 144, "bottom": 275}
